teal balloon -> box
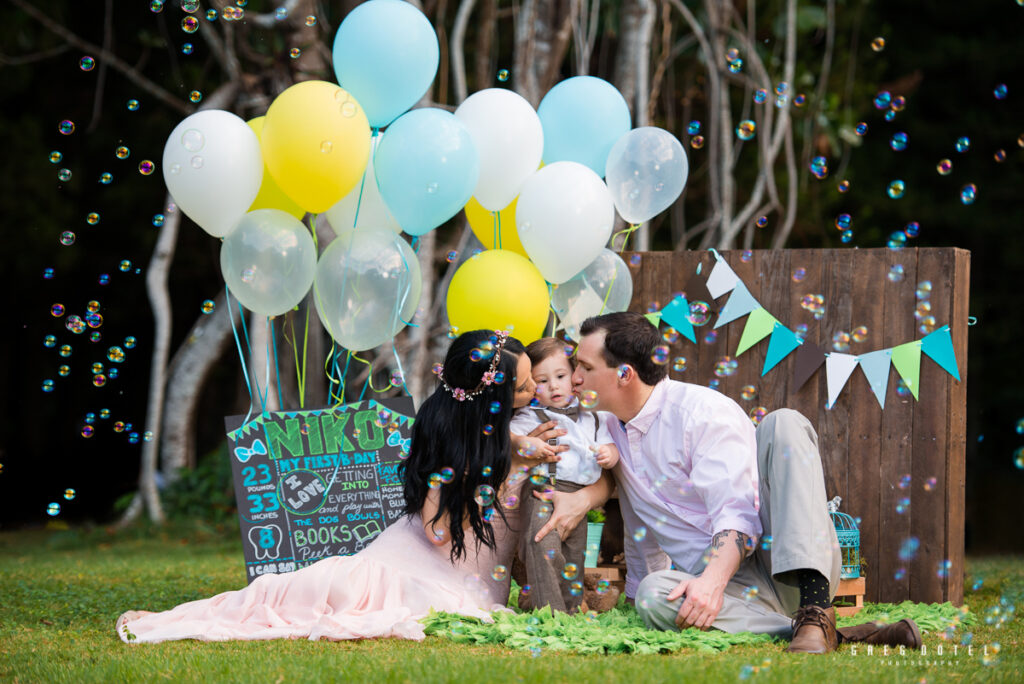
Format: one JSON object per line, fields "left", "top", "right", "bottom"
{"left": 220, "top": 209, "right": 317, "bottom": 317}
{"left": 313, "top": 228, "right": 422, "bottom": 351}
{"left": 537, "top": 76, "right": 631, "bottom": 176}
{"left": 374, "top": 108, "right": 479, "bottom": 236}
{"left": 332, "top": 0, "right": 439, "bottom": 128}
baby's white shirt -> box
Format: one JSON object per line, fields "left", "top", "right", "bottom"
{"left": 509, "top": 398, "right": 614, "bottom": 485}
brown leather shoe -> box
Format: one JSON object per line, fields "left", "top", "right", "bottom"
{"left": 838, "top": 618, "right": 922, "bottom": 648}
{"left": 786, "top": 605, "right": 838, "bottom": 654}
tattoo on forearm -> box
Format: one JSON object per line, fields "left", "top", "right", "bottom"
{"left": 709, "top": 530, "right": 752, "bottom": 559}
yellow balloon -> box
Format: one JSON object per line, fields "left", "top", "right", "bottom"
{"left": 447, "top": 250, "right": 550, "bottom": 344}
{"left": 246, "top": 117, "right": 306, "bottom": 219}
{"left": 464, "top": 196, "right": 528, "bottom": 257}
{"left": 261, "top": 81, "right": 371, "bottom": 213}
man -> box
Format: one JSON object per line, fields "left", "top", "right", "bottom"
{"left": 564, "top": 312, "right": 920, "bottom": 653}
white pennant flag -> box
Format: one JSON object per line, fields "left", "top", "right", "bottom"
{"left": 825, "top": 352, "right": 859, "bottom": 409}
{"left": 705, "top": 257, "right": 740, "bottom": 299}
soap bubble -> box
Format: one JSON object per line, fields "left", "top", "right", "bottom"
{"left": 916, "top": 281, "right": 932, "bottom": 299}
{"left": 851, "top": 326, "right": 868, "bottom": 343}
{"left": 439, "top": 467, "right": 455, "bottom": 484}
{"left": 579, "top": 390, "right": 599, "bottom": 409}
{"left": 42, "top": 379, "right": 56, "bottom": 392}
{"left": 955, "top": 136, "right": 970, "bottom": 153}
{"left": 960, "top": 184, "right": 977, "bottom": 205}
{"left": 898, "top": 536, "right": 920, "bottom": 561}
{"left": 124, "top": 336, "right": 137, "bottom": 349}
{"left": 832, "top": 331, "right": 850, "bottom": 352}
{"left": 690, "top": 135, "right": 705, "bottom": 149}
{"left": 994, "top": 149, "right": 1007, "bottom": 162}
{"left": 896, "top": 497, "right": 910, "bottom": 514}
{"left": 887, "top": 180, "right": 905, "bottom": 199}
{"left": 138, "top": 160, "right": 155, "bottom": 175}
{"left": 740, "top": 385, "right": 757, "bottom": 401}
{"left": 49, "top": 151, "right": 62, "bottom": 164}
{"left": 561, "top": 563, "right": 579, "bottom": 580}
{"left": 753, "top": 89, "right": 768, "bottom": 104}
{"left": 704, "top": 330, "right": 718, "bottom": 344}
{"left": 64, "top": 488, "right": 76, "bottom": 500}
{"left": 51, "top": 303, "right": 66, "bottom": 317}
{"left": 871, "top": 37, "right": 886, "bottom": 51}
{"left": 835, "top": 213, "right": 851, "bottom": 230}
{"left": 569, "top": 581, "right": 583, "bottom": 596}
{"left": 873, "top": 91, "right": 891, "bottom": 109}
{"left": 47, "top": 503, "right": 61, "bottom": 516}
{"left": 107, "top": 346, "right": 125, "bottom": 363}
{"left": 474, "top": 484, "right": 496, "bottom": 507}
{"left": 662, "top": 328, "right": 680, "bottom": 344}
{"left": 672, "top": 357, "right": 687, "bottom": 372}
{"left": 182, "top": 16, "right": 199, "bottom": 32}
{"left": 742, "top": 585, "right": 760, "bottom": 601}
{"left": 890, "top": 132, "right": 908, "bottom": 151}
{"left": 756, "top": 215, "right": 768, "bottom": 228}
{"left": 632, "top": 526, "right": 647, "bottom": 542}
{"left": 993, "top": 83, "right": 1008, "bottom": 100}
{"left": 888, "top": 264, "right": 905, "bottom": 282}
{"left": 428, "top": 473, "right": 442, "bottom": 489}
{"left": 792, "top": 267, "right": 806, "bottom": 282}
{"left": 904, "top": 221, "right": 920, "bottom": 238}
{"left": 58, "top": 168, "right": 72, "bottom": 181}
{"left": 924, "top": 476, "right": 938, "bottom": 491}
{"left": 735, "top": 120, "right": 756, "bottom": 141}
{"left": 687, "top": 120, "right": 701, "bottom": 135}
{"left": 59, "top": 120, "right": 75, "bottom": 135}
{"left": 115, "top": 146, "right": 130, "bottom": 159}
{"left": 748, "top": 407, "right": 767, "bottom": 426}
{"left": 189, "top": 90, "right": 202, "bottom": 103}
{"left": 491, "top": 565, "right": 508, "bottom": 581}
{"left": 687, "top": 301, "right": 712, "bottom": 326}
{"left": 596, "top": 579, "right": 611, "bottom": 595}
{"left": 60, "top": 231, "right": 76, "bottom": 246}
{"left": 937, "top": 159, "right": 953, "bottom": 175}
{"left": 837, "top": 180, "right": 850, "bottom": 193}
{"left": 855, "top": 122, "right": 868, "bottom": 136}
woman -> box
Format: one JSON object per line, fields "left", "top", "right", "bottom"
{"left": 116, "top": 330, "right": 607, "bottom": 644}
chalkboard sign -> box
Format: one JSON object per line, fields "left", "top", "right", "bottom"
{"left": 224, "top": 397, "right": 415, "bottom": 584}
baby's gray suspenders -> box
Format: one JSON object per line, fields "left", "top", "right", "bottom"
{"left": 531, "top": 407, "right": 599, "bottom": 486}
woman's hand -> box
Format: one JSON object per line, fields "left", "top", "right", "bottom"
{"left": 510, "top": 422, "right": 568, "bottom": 467}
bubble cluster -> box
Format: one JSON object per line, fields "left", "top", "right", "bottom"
{"left": 713, "top": 356, "right": 738, "bottom": 377}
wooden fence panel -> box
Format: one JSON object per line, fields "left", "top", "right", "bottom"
{"left": 619, "top": 247, "right": 969, "bottom": 604}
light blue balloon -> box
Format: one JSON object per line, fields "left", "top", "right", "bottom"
{"left": 537, "top": 76, "right": 632, "bottom": 176}
{"left": 374, "top": 108, "right": 479, "bottom": 236}
{"left": 332, "top": 0, "right": 440, "bottom": 129}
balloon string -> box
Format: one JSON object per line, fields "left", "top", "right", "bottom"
{"left": 285, "top": 312, "right": 309, "bottom": 409}
{"left": 351, "top": 132, "right": 379, "bottom": 229}
{"left": 492, "top": 210, "right": 503, "bottom": 250}
{"left": 327, "top": 347, "right": 353, "bottom": 407}
{"left": 598, "top": 267, "right": 619, "bottom": 316}
{"left": 270, "top": 317, "right": 284, "bottom": 410}
{"left": 237, "top": 298, "right": 270, "bottom": 413}
{"left": 350, "top": 352, "right": 389, "bottom": 396}
{"left": 225, "top": 285, "right": 257, "bottom": 429}
{"left": 547, "top": 282, "right": 557, "bottom": 337}
{"left": 612, "top": 223, "right": 640, "bottom": 253}
{"left": 392, "top": 342, "right": 410, "bottom": 396}
{"left": 411, "top": 236, "right": 419, "bottom": 253}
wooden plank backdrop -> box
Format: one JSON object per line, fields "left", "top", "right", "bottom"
{"left": 617, "top": 248, "right": 969, "bottom": 605}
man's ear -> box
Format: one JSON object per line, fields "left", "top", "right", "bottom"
{"left": 616, "top": 364, "right": 634, "bottom": 384}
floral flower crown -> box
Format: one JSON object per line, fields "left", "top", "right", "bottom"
{"left": 434, "top": 330, "right": 510, "bottom": 402}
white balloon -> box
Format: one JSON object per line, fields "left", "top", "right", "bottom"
{"left": 325, "top": 135, "right": 402, "bottom": 234}
{"left": 313, "top": 228, "right": 422, "bottom": 351}
{"left": 162, "top": 110, "right": 263, "bottom": 237}
{"left": 604, "top": 127, "right": 688, "bottom": 224}
{"left": 220, "top": 209, "right": 317, "bottom": 317}
{"left": 515, "top": 162, "right": 615, "bottom": 284}
{"left": 551, "top": 249, "right": 633, "bottom": 341}
{"left": 454, "top": 88, "right": 543, "bottom": 212}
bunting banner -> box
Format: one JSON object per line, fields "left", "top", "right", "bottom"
{"left": 652, "top": 252, "right": 961, "bottom": 410}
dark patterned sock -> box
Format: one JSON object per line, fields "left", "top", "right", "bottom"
{"left": 797, "top": 569, "right": 831, "bottom": 609}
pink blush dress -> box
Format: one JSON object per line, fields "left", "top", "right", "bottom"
{"left": 116, "top": 493, "right": 523, "bottom": 644}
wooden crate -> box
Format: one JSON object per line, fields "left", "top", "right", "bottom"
{"left": 619, "top": 248, "right": 969, "bottom": 605}
{"left": 834, "top": 577, "right": 867, "bottom": 617}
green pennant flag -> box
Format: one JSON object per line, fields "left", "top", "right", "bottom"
{"left": 644, "top": 312, "right": 663, "bottom": 327}
{"left": 890, "top": 340, "right": 922, "bottom": 400}
{"left": 735, "top": 308, "right": 778, "bottom": 356}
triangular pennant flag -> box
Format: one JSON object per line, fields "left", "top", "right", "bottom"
{"left": 715, "top": 281, "right": 761, "bottom": 329}
{"left": 890, "top": 340, "right": 923, "bottom": 400}
{"left": 858, "top": 349, "right": 893, "bottom": 409}
{"left": 920, "top": 325, "right": 960, "bottom": 381}
{"left": 792, "top": 340, "right": 826, "bottom": 390}
{"left": 735, "top": 308, "right": 778, "bottom": 356}
{"left": 683, "top": 272, "right": 717, "bottom": 312}
{"left": 705, "top": 257, "right": 740, "bottom": 298}
{"left": 825, "top": 352, "right": 859, "bottom": 409}
{"left": 658, "top": 296, "right": 696, "bottom": 343}
{"left": 644, "top": 311, "right": 665, "bottom": 328}
{"left": 762, "top": 323, "right": 803, "bottom": 376}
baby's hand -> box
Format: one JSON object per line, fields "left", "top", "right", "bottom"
{"left": 594, "top": 443, "right": 620, "bottom": 469}
{"left": 517, "top": 435, "right": 564, "bottom": 462}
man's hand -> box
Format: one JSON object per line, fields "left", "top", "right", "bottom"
{"left": 667, "top": 573, "right": 727, "bottom": 631}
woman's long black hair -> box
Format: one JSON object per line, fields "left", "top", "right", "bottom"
{"left": 402, "top": 329, "right": 525, "bottom": 562}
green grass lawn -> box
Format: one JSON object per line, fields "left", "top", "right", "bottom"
{"left": 1, "top": 521, "right": 1021, "bottom": 683}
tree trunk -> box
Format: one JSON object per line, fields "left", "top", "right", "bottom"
{"left": 160, "top": 289, "right": 233, "bottom": 479}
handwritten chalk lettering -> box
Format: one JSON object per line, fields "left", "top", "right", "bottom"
{"left": 341, "top": 467, "right": 377, "bottom": 482}
{"left": 294, "top": 518, "right": 312, "bottom": 526}
{"left": 345, "top": 511, "right": 381, "bottom": 522}
{"left": 247, "top": 524, "right": 283, "bottom": 560}
{"left": 297, "top": 546, "right": 333, "bottom": 562}
{"left": 279, "top": 469, "right": 328, "bottom": 515}
{"left": 351, "top": 451, "right": 378, "bottom": 465}
{"left": 328, "top": 492, "right": 361, "bottom": 504}
{"left": 339, "top": 480, "right": 370, "bottom": 492}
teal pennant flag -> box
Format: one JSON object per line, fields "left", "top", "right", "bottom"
{"left": 920, "top": 325, "right": 960, "bottom": 381}
{"left": 762, "top": 323, "right": 803, "bottom": 376}
{"left": 714, "top": 281, "right": 760, "bottom": 329}
{"left": 659, "top": 295, "right": 696, "bottom": 343}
